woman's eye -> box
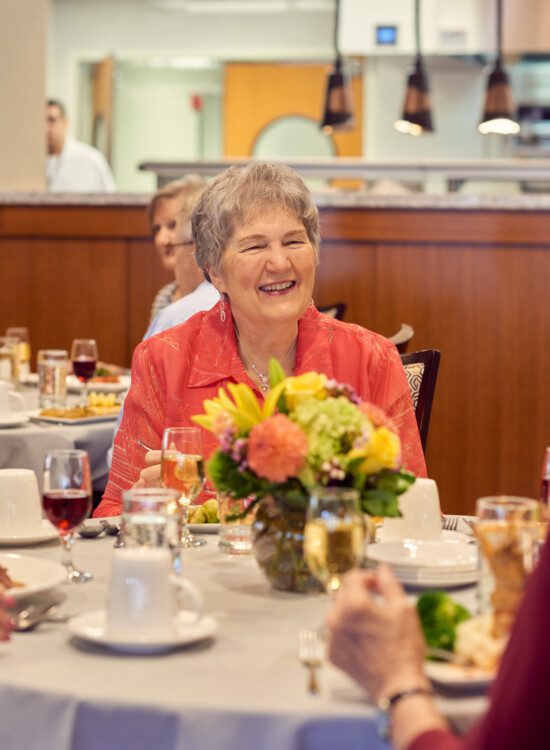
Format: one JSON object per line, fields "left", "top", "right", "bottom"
{"left": 285, "top": 240, "right": 303, "bottom": 247}
{"left": 241, "top": 245, "right": 264, "bottom": 253}
{"left": 167, "top": 221, "right": 177, "bottom": 230}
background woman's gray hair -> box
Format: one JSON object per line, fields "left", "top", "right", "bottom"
{"left": 192, "top": 162, "right": 321, "bottom": 275}
{"left": 147, "top": 174, "right": 206, "bottom": 229}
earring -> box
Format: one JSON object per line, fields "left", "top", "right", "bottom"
{"left": 308, "top": 298, "right": 314, "bottom": 308}
{"left": 219, "top": 292, "right": 226, "bottom": 323}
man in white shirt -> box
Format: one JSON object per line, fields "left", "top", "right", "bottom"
{"left": 46, "top": 99, "right": 115, "bottom": 193}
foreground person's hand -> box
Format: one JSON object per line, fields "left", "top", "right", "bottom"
{"left": 327, "top": 565, "right": 428, "bottom": 701}
{"left": 133, "top": 450, "right": 162, "bottom": 488}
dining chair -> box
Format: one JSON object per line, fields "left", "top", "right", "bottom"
{"left": 318, "top": 302, "right": 347, "bottom": 321}
{"left": 400, "top": 349, "right": 441, "bottom": 452}
{"left": 389, "top": 323, "right": 414, "bottom": 353}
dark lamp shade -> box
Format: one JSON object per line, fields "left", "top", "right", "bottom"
{"left": 479, "top": 62, "right": 520, "bottom": 135}
{"left": 394, "top": 60, "right": 434, "bottom": 136}
{"left": 320, "top": 61, "right": 354, "bottom": 133}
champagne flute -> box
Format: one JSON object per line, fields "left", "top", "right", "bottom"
{"left": 161, "top": 427, "right": 206, "bottom": 548}
{"left": 304, "top": 487, "right": 366, "bottom": 595}
{"left": 42, "top": 449, "right": 93, "bottom": 583}
{"left": 70, "top": 338, "right": 98, "bottom": 406}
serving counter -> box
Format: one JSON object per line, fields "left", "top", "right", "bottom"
{"left": 0, "top": 191, "right": 548, "bottom": 516}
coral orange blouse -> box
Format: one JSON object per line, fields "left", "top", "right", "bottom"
{"left": 95, "top": 303, "right": 426, "bottom": 517}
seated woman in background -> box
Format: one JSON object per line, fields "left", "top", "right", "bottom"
{"left": 327, "top": 541, "right": 550, "bottom": 750}
{"left": 95, "top": 162, "right": 426, "bottom": 517}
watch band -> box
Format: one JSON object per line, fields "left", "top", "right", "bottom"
{"left": 376, "top": 686, "right": 435, "bottom": 741}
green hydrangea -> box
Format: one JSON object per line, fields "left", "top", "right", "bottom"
{"left": 292, "top": 397, "right": 367, "bottom": 473}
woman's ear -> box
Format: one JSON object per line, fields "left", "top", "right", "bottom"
{"left": 206, "top": 265, "right": 226, "bottom": 293}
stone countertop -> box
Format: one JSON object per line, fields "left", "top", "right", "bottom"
{"left": 2, "top": 190, "right": 550, "bottom": 211}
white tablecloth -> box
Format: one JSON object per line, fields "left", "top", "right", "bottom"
{"left": 0, "top": 535, "right": 487, "bottom": 750}
{"left": 0, "top": 387, "right": 114, "bottom": 492}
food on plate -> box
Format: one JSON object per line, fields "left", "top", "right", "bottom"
{"left": 417, "top": 590, "right": 471, "bottom": 652}
{"left": 454, "top": 613, "right": 508, "bottom": 671}
{"left": 40, "top": 393, "right": 120, "bottom": 419}
{"left": 89, "top": 375, "right": 120, "bottom": 384}
{"left": 0, "top": 565, "right": 23, "bottom": 589}
{"left": 188, "top": 498, "right": 219, "bottom": 524}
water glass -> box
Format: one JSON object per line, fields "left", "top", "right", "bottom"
{"left": 218, "top": 493, "right": 256, "bottom": 555}
{"left": 474, "top": 495, "right": 539, "bottom": 637}
{"left": 0, "top": 335, "right": 19, "bottom": 384}
{"left": 6, "top": 327, "right": 31, "bottom": 382}
{"left": 122, "top": 487, "right": 181, "bottom": 552}
{"left": 38, "top": 349, "right": 68, "bottom": 409}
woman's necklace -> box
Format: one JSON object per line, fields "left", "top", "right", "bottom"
{"left": 235, "top": 327, "right": 297, "bottom": 392}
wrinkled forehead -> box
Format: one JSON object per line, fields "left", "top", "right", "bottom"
{"left": 228, "top": 200, "right": 302, "bottom": 240}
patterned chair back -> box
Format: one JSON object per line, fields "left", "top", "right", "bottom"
{"left": 400, "top": 350, "right": 441, "bottom": 452}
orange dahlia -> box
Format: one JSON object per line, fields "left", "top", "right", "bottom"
{"left": 247, "top": 414, "right": 308, "bottom": 483}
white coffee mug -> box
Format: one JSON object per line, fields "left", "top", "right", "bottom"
{"left": 0, "top": 381, "right": 25, "bottom": 420}
{"left": 105, "top": 547, "right": 202, "bottom": 637}
{"left": 0, "top": 468, "right": 43, "bottom": 535}
{"left": 379, "top": 477, "right": 442, "bottom": 542}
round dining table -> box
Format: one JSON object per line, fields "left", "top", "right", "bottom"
{"left": 0, "top": 531, "right": 487, "bottom": 750}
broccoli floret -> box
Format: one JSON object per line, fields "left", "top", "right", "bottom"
{"left": 417, "top": 591, "right": 471, "bottom": 651}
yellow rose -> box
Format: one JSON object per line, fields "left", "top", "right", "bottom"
{"left": 349, "top": 426, "right": 401, "bottom": 475}
{"left": 284, "top": 372, "right": 327, "bottom": 410}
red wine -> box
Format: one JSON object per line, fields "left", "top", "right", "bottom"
{"left": 43, "top": 490, "right": 91, "bottom": 532}
{"left": 73, "top": 359, "right": 96, "bottom": 382}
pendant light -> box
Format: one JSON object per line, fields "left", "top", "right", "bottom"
{"left": 395, "top": 0, "right": 434, "bottom": 136}
{"left": 320, "top": 0, "right": 354, "bottom": 133}
{"left": 479, "top": 0, "right": 519, "bottom": 135}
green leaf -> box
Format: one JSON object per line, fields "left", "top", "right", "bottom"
{"left": 361, "top": 488, "right": 401, "bottom": 518}
{"left": 268, "top": 358, "right": 286, "bottom": 387}
{"left": 376, "top": 469, "right": 415, "bottom": 496}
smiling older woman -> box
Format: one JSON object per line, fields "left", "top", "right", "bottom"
{"left": 95, "top": 162, "right": 426, "bottom": 517}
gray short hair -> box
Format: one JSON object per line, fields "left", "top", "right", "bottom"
{"left": 192, "top": 162, "right": 320, "bottom": 275}
{"left": 147, "top": 174, "right": 206, "bottom": 229}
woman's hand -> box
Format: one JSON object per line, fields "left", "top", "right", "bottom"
{"left": 0, "top": 586, "right": 15, "bottom": 640}
{"left": 133, "top": 450, "right": 162, "bottom": 489}
{"left": 326, "top": 565, "right": 429, "bottom": 702}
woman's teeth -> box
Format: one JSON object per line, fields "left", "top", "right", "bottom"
{"left": 260, "top": 281, "right": 295, "bottom": 292}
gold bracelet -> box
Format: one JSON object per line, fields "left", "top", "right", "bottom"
{"left": 376, "top": 687, "right": 435, "bottom": 740}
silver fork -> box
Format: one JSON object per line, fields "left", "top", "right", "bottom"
{"left": 298, "top": 629, "right": 324, "bottom": 695}
{"left": 442, "top": 515, "right": 459, "bottom": 531}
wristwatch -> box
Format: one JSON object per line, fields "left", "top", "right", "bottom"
{"left": 376, "top": 686, "right": 435, "bottom": 741}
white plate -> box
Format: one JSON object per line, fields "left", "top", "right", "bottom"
{"left": 0, "top": 413, "right": 29, "bottom": 428}
{"left": 68, "top": 609, "right": 218, "bottom": 654}
{"left": 395, "top": 569, "right": 479, "bottom": 588}
{"left": 67, "top": 375, "right": 130, "bottom": 394}
{"left": 0, "top": 519, "right": 58, "bottom": 546}
{"left": 188, "top": 523, "right": 220, "bottom": 535}
{"left": 367, "top": 540, "right": 478, "bottom": 571}
{"left": 425, "top": 660, "right": 494, "bottom": 690}
{"left": 0, "top": 552, "right": 66, "bottom": 599}
{"left": 28, "top": 409, "right": 119, "bottom": 425}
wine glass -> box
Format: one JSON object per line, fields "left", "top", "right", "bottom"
{"left": 304, "top": 487, "right": 366, "bottom": 595}
{"left": 70, "top": 338, "right": 98, "bottom": 406}
{"left": 161, "top": 427, "right": 206, "bottom": 548}
{"left": 42, "top": 449, "right": 93, "bottom": 583}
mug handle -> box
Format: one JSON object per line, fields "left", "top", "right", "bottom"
{"left": 8, "top": 391, "right": 25, "bottom": 413}
{"left": 171, "top": 575, "right": 203, "bottom": 623}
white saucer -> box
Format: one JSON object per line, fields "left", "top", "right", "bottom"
{"left": 425, "top": 660, "right": 494, "bottom": 690}
{"left": 367, "top": 540, "right": 478, "bottom": 571}
{"left": 66, "top": 375, "right": 130, "bottom": 394}
{"left": 68, "top": 609, "right": 218, "bottom": 654}
{"left": 0, "top": 552, "right": 66, "bottom": 599}
{"left": 0, "top": 412, "right": 29, "bottom": 428}
{"left": 0, "top": 519, "right": 58, "bottom": 546}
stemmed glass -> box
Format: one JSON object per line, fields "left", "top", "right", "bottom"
{"left": 161, "top": 427, "right": 206, "bottom": 548}
{"left": 304, "top": 487, "right": 367, "bottom": 595}
{"left": 42, "top": 449, "right": 93, "bottom": 583}
{"left": 70, "top": 338, "right": 98, "bottom": 406}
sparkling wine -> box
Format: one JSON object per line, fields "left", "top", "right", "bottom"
{"left": 304, "top": 518, "right": 366, "bottom": 592}
{"left": 73, "top": 358, "right": 96, "bottom": 382}
{"left": 42, "top": 489, "right": 91, "bottom": 533}
{"left": 161, "top": 452, "right": 205, "bottom": 503}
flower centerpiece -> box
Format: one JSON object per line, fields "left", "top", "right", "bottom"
{"left": 193, "top": 360, "right": 415, "bottom": 592}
